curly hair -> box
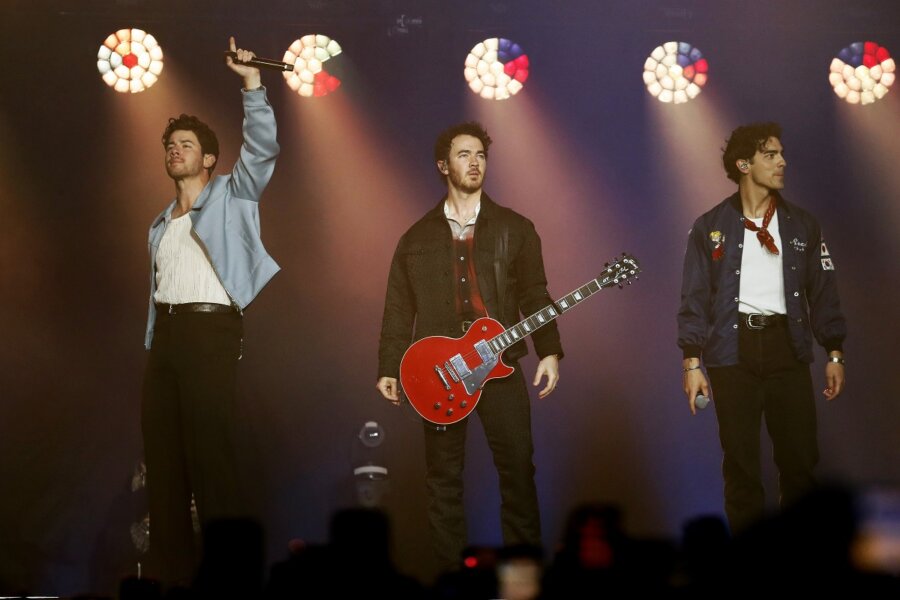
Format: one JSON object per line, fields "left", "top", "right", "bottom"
{"left": 722, "top": 122, "right": 782, "bottom": 183}
{"left": 162, "top": 114, "right": 219, "bottom": 175}
{"left": 433, "top": 121, "right": 492, "bottom": 182}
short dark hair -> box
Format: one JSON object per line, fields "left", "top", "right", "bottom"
{"left": 433, "top": 121, "right": 492, "bottom": 181}
{"left": 722, "top": 122, "right": 782, "bottom": 183}
{"left": 162, "top": 114, "right": 219, "bottom": 174}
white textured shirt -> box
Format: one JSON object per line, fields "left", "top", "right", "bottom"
{"left": 153, "top": 214, "right": 232, "bottom": 306}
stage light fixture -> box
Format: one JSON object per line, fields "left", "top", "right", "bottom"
{"left": 352, "top": 421, "right": 388, "bottom": 507}
{"left": 96, "top": 28, "right": 163, "bottom": 94}
{"left": 642, "top": 41, "right": 707, "bottom": 104}
{"left": 464, "top": 37, "right": 529, "bottom": 101}
{"left": 282, "top": 35, "right": 343, "bottom": 98}
{"left": 829, "top": 42, "right": 895, "bottom": 105}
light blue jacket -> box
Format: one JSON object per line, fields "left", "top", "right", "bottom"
{"left": 145, "top": 88, "right": 280, "bottom": 348}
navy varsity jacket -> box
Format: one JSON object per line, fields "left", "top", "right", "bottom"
{"left": 677, "top": 192, "right": 846, "bottom": 367}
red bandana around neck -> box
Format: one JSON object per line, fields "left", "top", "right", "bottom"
{"left": 743, "top": 197, "right": 779, "bottom": 255}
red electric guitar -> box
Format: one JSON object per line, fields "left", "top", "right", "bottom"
{"left": 399, "top": 253, "right": 641, "bottom": 425}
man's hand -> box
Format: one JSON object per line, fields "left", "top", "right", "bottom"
{"left": 533, "top": 355, "right": 560, "bottom": 399}
{"left": 225, "top": 36, "right": 262, "bottom": 90}
{"left": 683, "top": 359, "right": 710, "bottom": 416}
{"left": 823, "top": 356, "right": 845, "bottom": 401}
{"left": 376, "top": 377, "right": 400, "bottom": 405}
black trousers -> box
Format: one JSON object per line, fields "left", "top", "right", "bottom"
{"left": 707, "top": 322, "right": 818, "bottom": 534}
{"left": 423, "top": 365, "right": 541, "bottom": 570}
{"left": 141, "top": 310, "right": 245, "bottom": 585}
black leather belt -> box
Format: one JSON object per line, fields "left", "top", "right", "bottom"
{"left": 740, "top": 312, "right": 786, "bottom": 330}
{"left": 156, "top": 302, "right": 237, "bottom": 315}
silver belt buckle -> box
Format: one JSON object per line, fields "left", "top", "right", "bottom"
{"left": 746, "top": 313, "right": 765, "bottom": 330}
{"left": 461, "top": 320, "right": 473, "bottom": 332}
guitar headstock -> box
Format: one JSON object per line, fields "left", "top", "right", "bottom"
{"left": 597, "top": 253, "right": 641, "bottom": 289}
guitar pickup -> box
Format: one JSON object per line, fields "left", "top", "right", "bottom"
{"left": 449, "top": 354, "right": 471, "bottom": 379}
{"left": 444, "top": 361, "right": 460, "bottom": 383}
{"left": 474, "top": 340, "right": 495, "bottom": 363}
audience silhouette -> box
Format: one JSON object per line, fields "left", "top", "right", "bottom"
{"left": 14, "top": 484, "right": 897, "bottom": 599}
{"left": 264, "top": 508, "right": 423, "bottom": 599}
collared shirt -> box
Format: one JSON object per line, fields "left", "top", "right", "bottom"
{"left": 443, "top": 200, "right": 481, "bottom": 239}
{"left": 444, "top": 200, "right": 486, "bottom": 320}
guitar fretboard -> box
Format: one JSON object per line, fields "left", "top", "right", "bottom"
{"left": 486, "top": 259, "right": 636, "bottom": 355}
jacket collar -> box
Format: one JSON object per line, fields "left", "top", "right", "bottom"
{"left": 150, "top": 178, "right": 217, "bottom": 229}
{"left": 150, "top": 203, "right": 174, "bottom": 229}
{"left": 191, "top": 179, "right": 214, "bottom": 211}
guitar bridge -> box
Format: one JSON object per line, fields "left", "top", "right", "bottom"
{"left": 444, "top": 361, "right": 460, "bottom": 383}
{"left": 433, "top": 365, "right": 451, "bottom": 390}
{"left": 448, "top": 354, "right": 471, "bottom": 379}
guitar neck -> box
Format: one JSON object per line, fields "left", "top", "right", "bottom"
{"left": 486, "top": 277, "right": 606, "bottom": 355}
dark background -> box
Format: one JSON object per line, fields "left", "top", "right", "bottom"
{"left": 1, "top": 0, "right": 898, "bottom": 594}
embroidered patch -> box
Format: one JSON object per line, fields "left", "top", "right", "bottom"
{"left": 710, "top": 231, "right": 725, "bottom": 261}
{"left": 820, "top": 239, "right": 834, "bottom": 270}
{"left": 789, "top": 238, "right": 807, "bottom": 252}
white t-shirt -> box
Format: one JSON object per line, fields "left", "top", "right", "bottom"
{"left": 738, "top": 211, "right": 787, "bottom": 315}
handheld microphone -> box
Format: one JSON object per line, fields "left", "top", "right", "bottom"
{"left": 224, "top": 51, "right": 294, "bottom": 72}
{"left": 695, "top": 392, "right": 710, "bottom": 410}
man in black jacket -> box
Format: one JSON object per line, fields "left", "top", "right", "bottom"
{"left": 377, "top": 122, "right": 563, "bottom": 571}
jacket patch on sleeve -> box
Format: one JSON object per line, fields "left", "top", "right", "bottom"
{"left": 820, "top": 240, "right": 835, "bottom": 270}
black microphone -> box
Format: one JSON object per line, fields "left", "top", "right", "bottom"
{"left": 695, "top": 391, "right": 710, "bottom": 410}
{"left": 224, "top": 51, "right": 294, "bottom": 72}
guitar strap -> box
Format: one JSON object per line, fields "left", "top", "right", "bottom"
{"left": 493, "top": 221, "right": 509, "bottom": 322}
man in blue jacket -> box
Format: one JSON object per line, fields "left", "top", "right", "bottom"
{"left": 142, "top": 37, "right": 279, "bottom": 585}
{"left": 678, "top": 122, "right": 847, "bottom": 534}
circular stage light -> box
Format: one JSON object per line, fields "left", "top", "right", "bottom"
{"left": 643, "top": 41, "right": 707, "bottom": 104}
{"left": 97, "top": 28, "right": 163, "bottom": 94}
{"left": 829, "top": 41, "right": 895, "bottom": 105}
{"left": 464, "top": 38, "right": 529, "bottom": 101}
{"left": 282, "top": 35, "right": 343, "bottom": 98}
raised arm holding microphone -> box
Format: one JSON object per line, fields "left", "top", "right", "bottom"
{"left": 141, "top": 36, "right": 280, "bottom": 587}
